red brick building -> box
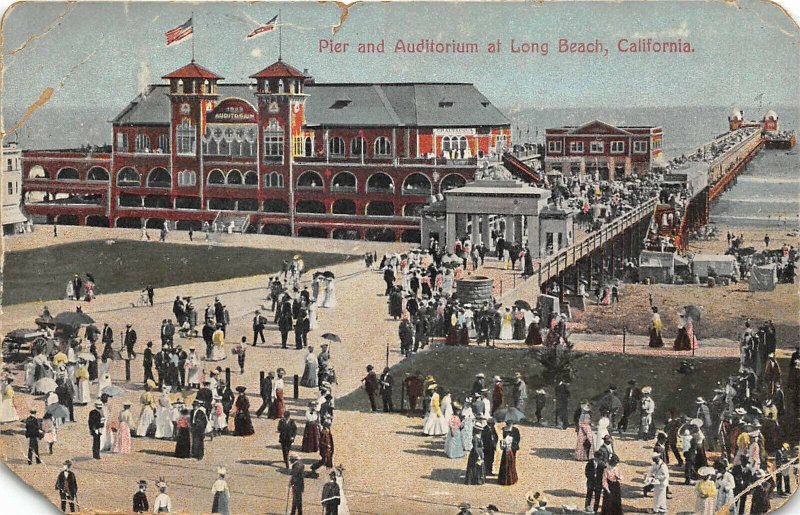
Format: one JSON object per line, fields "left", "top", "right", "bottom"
{"left": 543, "top": 120, "right": 663, "bottom": 179}
{"left": 21, "top": 59, "right": 511, "bottom": 242}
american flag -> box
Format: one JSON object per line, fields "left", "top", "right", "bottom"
{"left": 246, "top": 14, "right": 278, "bottom": 40}
{"left": 165, "top": 17, "right": 193, "bottom": 46}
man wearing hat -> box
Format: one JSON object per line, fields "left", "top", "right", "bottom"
{"left": 196, "top": 380, "right": 214, "bottom": 413}
{"left": 638, "top": 387, "right": 655, "bottom": 440}
{"left": 320, "top": 470, "right": 341, "bottom": 515}
{"left": 123, "top": 323, "right": 137, "bottom": 359}
{"left": 555, "top": 380, "right": 570, "bottom": 430}
{"left": 361, "top": 365, "right": 379, "bottom": 412}
{"left": 481, "top": 417, "right": 499, "bottom": 476}
{"left": 584, "top": 450, "right": 605, "bottom": 513}
{"left": 289, "top": 454, "right": 305, "bottom": 515}
{"left": 471, "top": 373, "right": 486, "bottom": 395}
{"left": 403, "top": 371, "right": 424, "bottom": 414}
{"left": 644, "top": 452, "right": 669, "bottom": 513}
{"left": 132, "top": 480, "right": 149, "bottom": 513}
{"left": 492, "top": 376, "right": 504, "bottom": 414}
{"left": 533, "top": 388, "right": 547, "bottom": 425}
{"left": 619, "top": 380, "right": 641, "bottom": 435}
{"left": 142, "top": 341, "right": 155, "bottom": 385}
{"left": 55, "top": 460, "right": 78, "bottom": 512}
{"left": 695, "top": 397, "right": 713, "bottom": 445}
{"left": 191, "top": 399, "right": 208, "bottom": 460}
{"left": 88, "top": 401, "right": 105, "bottom": 459}
{"left": 765, "top": 352, "right": 781, "bottom": 396}
{"left": 25, "top": 409, "right": 42, "bottom": 465}
{"left": 512, "top": 373, "right": 528, "bottom": 413}
{"left": 278, "top": 410, "right": 298, "bottom": 469}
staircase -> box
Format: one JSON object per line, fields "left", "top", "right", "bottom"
{"left": 502, "top": 152, "right": 543, "bottom": 185}
{"left": 212, "top": 211, "right": 251, "bottom": 233}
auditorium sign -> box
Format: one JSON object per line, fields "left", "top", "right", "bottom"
{"left": 208, "top": 98, "right": 257, "bottom": 123}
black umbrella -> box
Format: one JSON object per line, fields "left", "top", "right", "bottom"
{"left": 323, "top": 271, "right": 335, "bottom": 279}
{"left": 493, "top": 407, "right": 525, "bottom": 423}
{"left": 53, "top": 311, "right": 95, "bottom": 328}
{"left": 514, "top": 300, "right": 532, "bottom": 311}
{"left": 320, "top": 333, "right": 341, "bottom": 343}
{"left": 684, "top": 305, "right": 702, "bottom": 322}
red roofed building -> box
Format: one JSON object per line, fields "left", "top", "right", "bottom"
{"left": 22, "top": 59, "right": 511, "bottom": 242}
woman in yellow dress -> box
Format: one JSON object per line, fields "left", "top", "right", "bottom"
{"left": 210, "top": 325, "right": 226, "bottom": 361}
{"left": 0, "top": 380, "right": 19, "bottom": 423}
{"left": 74, "top": 363, "right": 91, "bottom": 405}
{"left": 694, "top": 467, "right": 717, "bottom": 515}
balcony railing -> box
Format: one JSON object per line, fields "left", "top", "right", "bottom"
{"left": 401, "top": 186, "right": 432, "bottom": 196}
{"left": 366, "top": 186, "right": 395, "bottom": 194}
{"left": 295, "top": 155, "right": 478, "bottom": 167}
{"left": 330, "top": 185, "right": 357, "bottom": 193}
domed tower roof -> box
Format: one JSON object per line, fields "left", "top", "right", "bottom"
{"left": 765, "top": 110, "right": 778, "bottom": 121}
{"left": 162, "top": 61, "right": 223, "bottom": 80}
{"left": 730, "top": 108, "right": 743, "bottom": 120}
{"left": 250, "top": 59, "right": 306, "bottom": 79}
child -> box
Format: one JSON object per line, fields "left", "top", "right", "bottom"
{"left": 233, "top": 337, "right": 247, "bottom": 374}
{"left": 42, "top": 412, "right": 57, "bottom": 454}
{"left": 212, "top": 397, "right": 227, "bottom": 437}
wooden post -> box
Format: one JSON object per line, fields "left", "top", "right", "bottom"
{"left": 622, "top": 326, "right": 627, "bottom": 354}
{"left": 225, "top": 367, "right": 231, "bottom": 387}
{"left": 293, "top": 374, "right": 300, "bottom": 399}
{"left": 125, "top": 359, "right": 131, "bottom": 382}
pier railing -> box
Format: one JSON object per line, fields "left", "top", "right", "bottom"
{"left": 533, "top": 197, "right": 658, "bottom": 289}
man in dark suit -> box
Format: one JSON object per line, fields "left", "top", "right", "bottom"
{"left": 383, "top": 266, "right": 395, "bottom": 295}
{"left": 55, "top": 378, "right": 74, "bottom": 423}
{"left": 191, "top": 401, "right": 207, "bottom": 460}
{"left": 278, "top": 410, "right": 298, "bottom": 468}
{"left": 584, "top": 451, "right": 605, "bottom": 512}
{"left": 289, "top": 454, "right": 305, "bottom": 515}
{"left": 295, "top": 309, "right": 310, "bottom": 350}
{"left": 252, "top": 311, "right": 266, "bottom": 346}
{"left": 124, "top": 323, "right": 137, "bottom": 359}
{"left": 361, "top": 365, "right": 379, "bottom": 412}
{"left": 379, "top": 367, "right": 394, "bottom": 412}
{"left": 25, "top": 409, "right": 42, "bottom": 465}
{"left": 72, "top": 274, "right": 83, "bottom": 300}
{"left": 142, "top": 341, "right": 155, "bottom": 385}
{"left": 132, "top": 480, "right": 149, "bottom": 513}
{"left": 202, "top": 320, "right": 215, "bottom": 359}
{"left": 101, "top": 323, "right": 114, "bottom": 359}
{"left": 255, "top": 372, "right": 273, "bottom": 418}
{"left": 555, "top": 380, "right": 571, "bottom": 429}
{"left": 320, "top": 470, "right": 341, "bottom": 515}
{"left": 55, "top": 459, "right": 78, "bottom": 512}
{"left": 88, "top": 401, "right": 105, "bottom": 459}
{"left": 196, "top": 381, "right": 214, "bottom": 414}
{"left": 175, "top": 345, "right": 188, "bottom": 390}
{"left": 481, "top": 418, "right": 499, "bottom": 476}
{"left": 278, "top": 299, "right": 294, "bottom": 349}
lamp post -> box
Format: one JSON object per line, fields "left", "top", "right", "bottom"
{"left": 622, "top": 325, "right": 627, "bottom": 354}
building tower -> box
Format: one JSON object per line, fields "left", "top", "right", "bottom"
{"left": 163, "top": 61, "right": 223, "bottom": 211}
{"left": 250, "top": 59, "right": 308, "bottom": 236}
{"left": 728, "top": 108, "right": 744, "bottom": 131}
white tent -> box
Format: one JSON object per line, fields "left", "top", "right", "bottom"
{"left": 692, "top": 254, "right": 738, "bottom": 278}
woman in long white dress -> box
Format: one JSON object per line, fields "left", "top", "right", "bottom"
{"left": 442, "top": 270, "right": 454, "bottom": 297}
{"left": 441, "top": 392, "right": 454, "bottom": 421}
{"left": 74, "top": 363, "right": 90, "bottom": 405}
{"left": 100, "top": 401, "right": 115, "bottom": 451}
{"left": 186, "top": 350, "right": 202, "bottom": 388}
{"left": 98, "top": 357, "right": 112, "bottom": 385}
{"left": 322, "top": 278, "right": 337, "bottom": 308}
{"left": 155, "top": 388, "right": 174, "bottom": 439}
{"left": 595, "top": 413, "right": 611, "bottom": 450}
{"left": 300, "top": 347, "right": 318, "bottom": 388}
{"left": 210, "top": 328, "right": 226, "bottom": 361}
{"left": 308, "top": 302, "right": 319, "bottom": 331}
{"left": 499, "top": 308, "right": 514, "bottom": 340}
{"left": 335, "top": 466, "right": 350, "bottom": 515}
{"left": 0, "top": 380, "right": 19, "bottom": 423}
{"left": 136, "top": 385, "right": 156, "bottom": 437}
{"left": 422, "top": 386, "right": 448, "bottom": 436}
{"left": 97, "top": 371, "right": 112, "bottom": 396}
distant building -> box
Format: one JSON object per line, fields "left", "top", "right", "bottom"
{"left": 2, "top": 143, "right": 27, "bottom": 235}
{"left": 21, "top": 58, "right": 511, "bottom": 242}
{"left": 543, "top": 120, "right": 663, "bottom": 179}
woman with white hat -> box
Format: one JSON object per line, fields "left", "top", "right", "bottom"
{"left": 153, "top": 479, "right": 172, "bottom": 513}
{"left": 575, "top": 401, "right": 594, "bottom": 461}
{"left": 211, "top": 466, "right": 231, "bottom": 515}
{"left": 113, "top": 402, "right": 133, "bottom": 454}
{"left": 136, "top": 380, "right": 157, "bottom": 437}
{"left": 694, "top": 466, "right": 717, "bottom": 515}
{"left": 422, "top": 385, "right": 447, "bottom": 436}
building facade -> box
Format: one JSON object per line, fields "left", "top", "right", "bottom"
{"left": 543, "top": 120, "right": 663, "bottom": 179}
{"left": 21, "top": 59, "right": 511, "bottom": 242}
{"left": 2, "top": 143, "right": 28, "bottom": 235}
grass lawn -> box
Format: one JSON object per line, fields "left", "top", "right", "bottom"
{"left": 2, "top": 240, "right": 354, "bottom": 305}
{"left": 339, "top": 346, "right": 789, "bottom": 425}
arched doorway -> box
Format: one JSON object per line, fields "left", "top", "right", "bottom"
{"left": 332, "top": 199, "right": 357, "bottom": 215}
{"left": 86, "top": 215, "right": 110, "bottom": 227}
{"left": 402, "top": 173, "right": 432, "bottom": 195}
{"left": 366, "top": 201, "right": 395, "bottom": 216}
{"left": 298, "top": 226, "right": 328, "bottom": 238}
{"left": 57, "top": 168, "right": 79, "bottom": 180}
{"left": 440, "top": 173, "right": 466, "bottom": 192}
{"left": 87, "top": 167, "right": 109, "bottom": 181}
{"left": 147, "top": 168, "right": 171, "bottom": 188}
{"left": 365, "top": 228, "right": 396, "bottom": 242}
{"left": 116, "top": 217, "right": 142, "bottom": 228}
{"left": 366, "top": 172, "right": 394, "bottom": 193}
{"left": 332, "top": 228, "right": 360, "bottom": 240}
{"left": 55, "top": 214, "right": 79, "bottom": 225}
{"left": 296, "top": 200, "right": 326, "bottom": 214}
{"left": 261, "top": 223, "right": 291, "bottom": 236}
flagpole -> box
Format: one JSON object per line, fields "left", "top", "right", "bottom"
{"left": 278, "top": 9, "right": 282, "bottom": 60}
{"left": 191, "top": 11, "right": 195, "bottom": 62}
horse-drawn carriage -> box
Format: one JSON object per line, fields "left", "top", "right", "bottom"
{"left": 2, "top": 310, "right": 95, "bottom": 362}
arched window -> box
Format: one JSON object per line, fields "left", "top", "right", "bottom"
{"left": 147, "top": 168, "right": 171, "bottom": 188}
{"left": 135, "top": 134, "right": 151, "bottom": 153}
{"left": 226, "top": 169, "right": 243, "bottom": 185}
{"left": 87, "top": 167, "right": 109, "bottom": 181}
{"left": 304, "top": 137, "right": 314, "bottom": 157}
{"left": 296, "top": 200, "right": 326, "bottom": 214}
{"left": 117, "top": 167, "right": 140, "bottom": 187}
{"left": 403, "top": 203, "right": 426, "bottom": 217}
{"left": 157, "top": 134, "right": 170, "bottom": 153}
{"left": 243, "top": 171, "right": 258, "bottom": 186}
{"left": 177, "top": 171, "right": 196, "bottom": 187}
{"left": 440, "top": 173, "right": 466, "bottom": 192}
{"left": 264, "top": 172, "right": 284, "bottom": 189}
{"left": 331, "top": 171, "right": 357, "bottom": 192}
{"left": 374, "top": 136, "right": 392, "bottom": 157}
{"left": 28, "top": 165, "right": 48, "bottom": 179}
{"left": 402, "top": 173, "right": 432, "bottom": 195}
{"left": 366, "top": 172, "right": 394, "bottom": 193}
{"left": 207, "top": 169, "right": 225, "bottom": 185}
{"left": 57, "top": 168, "right": 79, "bottom": 180}
{"left": 297, "top": 171, "right": 323, "bottom": 189}
{"left": 176, "top": 120, "right": 195, "bottom": 155}
{"left": 332, "top": 199, "right": 356, "bottom": 215}
{"left": 328, "top": 137, "right": 345, "bottom": 157}
{"left": 366, "top": 201, "right": 395, "bottom": 216}
{"left": 350, "top": 137, "right": 365, "bottom": 157}
{"left": 263, "top": 119, "right": 284, "bottom": 162}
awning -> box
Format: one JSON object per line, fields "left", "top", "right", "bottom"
{"left": 2, "top": 205, "right": 27, "bottom": 225}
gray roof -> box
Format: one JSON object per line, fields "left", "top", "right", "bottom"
{"left": 113, "top": 83, "right": 509, "bottom": 128}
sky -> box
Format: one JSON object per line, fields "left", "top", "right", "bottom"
{"left": 1, "top": 0, "right": 799, "bottom": 120}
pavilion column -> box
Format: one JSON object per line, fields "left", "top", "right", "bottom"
{"left": 527, "top": 214, "right": 540, "bottom": 258}
{"left": 446, "top": 213, "right": 456, "bottom": 248}
{"left": 504, "top": 215, "right": 515, "bottom": 242}
{"left": 482, "top": 215, "right": 492, "bottom": 250}
{"left": 471, "top": 214, "right": 480, "bottom": 246}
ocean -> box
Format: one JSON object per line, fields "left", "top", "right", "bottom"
{"left": 5, "top": 104, "right": 799, "bottom": 228}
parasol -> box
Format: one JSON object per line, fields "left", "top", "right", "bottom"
{"left": 514, "top": 300, "right": 532, "bottom": 311}
{"left": 77, "top": 352, "right": 96, "bottom": 362}
{"left": 34, "top": 377, "right": 58, "bottom": 394}
{"left": 35, "top": 315, "right": 55, "bottom": 327}
{"left": 690, "top": 418, "right": 704, "bottom": 428}
{"left": 323, "top": 271, "right": 335, "bottom": 279}
{"left": 52, "top": 352, "right": 68, "bottom": 366}
{"left": 684, "top": 305, "right": 702, "bottom": 323}
{"left": 494, "top": 407, "right": 525, "bottom": 423}
{"left": 45, "top": 403, "right": 70, "bottom": 419}
{"left": 697, "top": 466, "right": 716, "bottom": 477}
{"left": 101, "top": 385, "right": 125, "bottom": 397}
{"left": 320, "top": 333, "right": 341, "bottom": 343}
{"left": 53, "top": 311, "right": 95, "bottom": 328}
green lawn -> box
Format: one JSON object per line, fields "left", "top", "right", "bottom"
{"left": 339, "top": 346, "right": 786, "bottom": 426}
{"left": 1, "top": 240, "right": 354, "bottom": 305}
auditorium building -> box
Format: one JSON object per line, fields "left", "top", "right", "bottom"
{"left": 21, "top": 58, "right": 511, "bottom": 242}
